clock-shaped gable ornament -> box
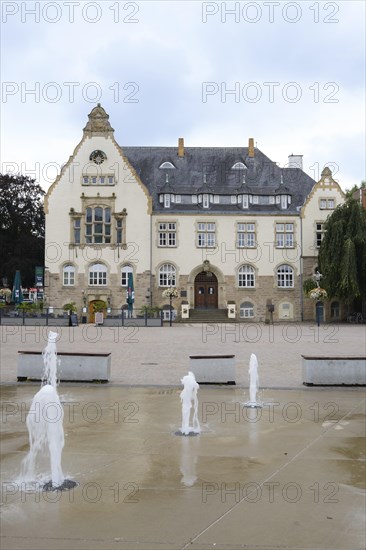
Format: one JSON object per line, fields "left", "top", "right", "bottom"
{"left": 89, "top": 150, "right": 107, "bottom": 165}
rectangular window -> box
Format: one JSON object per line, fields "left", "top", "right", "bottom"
{"left": 237, "top": 223, "right": 256, "bottom": 248}
{"left": 197, "top": 222, "right": 216, "bottom": 247}
{"left": 158, "top": 222, "right": 176, "bottom": 247}
{"left": 89, "top": 270, "right": 107, "bottom": 286}
{"left": 73, "top": 218, "right": 81, "bottom": 244}
{"left": 316, "top": 222, "right": 325, "bottom": 248}
{"left": 85, "top": 207, "right": 111, "bottom": 244}
{"left": 276, "top": 223, "right": 294, "bottom": 248}
{"left": 63, "top": 269, "right": 75, "bottom": 286}
{"left": 203, "top": 194, "right": 209, "bottom": 208}
{"left": 164, "top": 194, "right": 170, "bottom": 208}
{"left": 242, "top": 195, "right": 249, "bottom": 209}
{"left": 253, "top": 195, "right": 259, "bottom": 204}
{"left": 281, "top": 195, "right": 288, "bottom": 209}
{"left": 319, "top": 198, "right": 335, "bottom": 210}
{"left": 116, "top": 219, "right": 123, "bottom": 244}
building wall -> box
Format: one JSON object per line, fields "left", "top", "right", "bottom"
{"left": 45, "top": 112, "right": 345, "bottom": 322}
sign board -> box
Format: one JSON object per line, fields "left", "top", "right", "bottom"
{"left": 70, "top": 314, "right": 78, "bottom": 327}
{"left": 95, "top": 312, "right": 104, "bottom": 325}
{"left": 35, "top": 267, "right": 43, "bottom": 287}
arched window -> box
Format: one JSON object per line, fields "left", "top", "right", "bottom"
{"left": 89, "top": 263, "right": 107, "bottom": 286}
{"left": 240, "top": 302, "right": 254, "bottom": 318}
{"left": 238, "top": 265, "right": 255, "bottom": 287}
{"left": 159, "top": 264, "right": 176, "bottom": 287}
{"left": 63, "top": 265, "right": 75, "bottom": 286}
{"left": 85, "top": 206, "right": 111, "bottom": 244}
{"left": 121, "top": 265, "right": 133, "bottom": 287}
{"left": 159, "top": 161, "right": 176, "bottom": 169}
{"left": 232, "top": 162, "right": 247, "bottom": 170}
{"left": 277, "top": 264, "right": 294, "bottom": 288}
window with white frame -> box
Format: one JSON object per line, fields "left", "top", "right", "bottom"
{"left": 121, "top": 265, "right": 133, "bottom": 287}
{"left": 197, "top": 222, "right": 216, "bottom": 247}
{"left": 237, "top": 223, "right": 256, "bottom": 248}
{"left": 319, "top": 198, "right": 335, "bottom": 210}
{"left": 277, "top": 264, "right": 294, "bottom": 288}
{"left": 316, "top": 222, "right": 325, "bottom": 248}
{"left": 281, "top": 195, "right": 288, "bottom": 209}
{"left": 85, "top": 207, "right": 111, "bottom": 244}
{"left": 164, "top": 194, "right": 171, "bottom": 208}
{"left": 238, "top": 265, "right": 255, "bottom": 287}
{"left": 203, "top": 194, "right": 209, "bottom": 208}
{"left": 89, "top": 263, "right": 107, "bottom": 286}
{"left": 240, "top": 301, "right": 254, "bottom": 318}
{"left": 162, "top": 305, "right": 177, "bottom": 321}
{"left": 275, "top": 223, "right": 294, "bottom": 248}
{"left": 158, "top": 222, "right": 177, "bottom": 247}
{"left": 232, "top": 162, "right": 246, "bottom": 170}
{"left": 242, "top": 194, "right": 249, "bottom": 209}
{"left": 82, "top": 175, "right": 115, "bottom": 185}
{"left": 159, "top": 264, "right": 176, "bottom": 287}
{"left": 63, "top": 265, "right": 75, "bottom": 286}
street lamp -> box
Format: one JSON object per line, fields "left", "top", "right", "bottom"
{"left": 168, "top": 275, "right": 173, "bottom": 327}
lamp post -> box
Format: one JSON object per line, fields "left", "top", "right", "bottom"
{"left": 168, "top": 276, "right": 173, "bottom": 327}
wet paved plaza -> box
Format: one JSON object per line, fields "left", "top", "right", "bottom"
{"left": 0, "top": 324, "right": 365, "bottom": 549}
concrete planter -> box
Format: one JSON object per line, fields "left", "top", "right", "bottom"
{"left": 302, "top": 355, "right": 366, "bottom": 386}
{"left": 189, "top": 355, "right": 235, "bottom": 384}
{"left": 18, "top": 352, "right": 111, "bottom": 382}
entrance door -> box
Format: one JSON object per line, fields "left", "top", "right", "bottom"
{"left": 194, "top": 271, "right": 218, "bottom": 309}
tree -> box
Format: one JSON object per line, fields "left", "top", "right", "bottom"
{"left": 0, "top": 174, "right": 45, "bottom": 288}
{"left": 318, "top": 198, "right": 366, "bottom": 305}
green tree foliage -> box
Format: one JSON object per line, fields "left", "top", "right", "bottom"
{"left": 0, "top": 174, "right": 45, "bottom": 287}
{"left": 318, "top": 199, "right": 366, "bottom": 303}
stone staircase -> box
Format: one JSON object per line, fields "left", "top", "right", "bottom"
{"left": 182, "top": 308, "right": 233, "bottom": 323}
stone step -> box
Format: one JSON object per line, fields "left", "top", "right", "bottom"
{"left": 181, "top": 309, "right": 231, "bottom": 323}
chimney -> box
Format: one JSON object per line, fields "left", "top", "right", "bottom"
{"left": 248, "top": 138, "right": 255, "bottom": 157}
{"left": 288, "top": 154, "right": 303, "bottom": 170}
{"left": 178, "top": 137, "right": 184, "bottom": 158}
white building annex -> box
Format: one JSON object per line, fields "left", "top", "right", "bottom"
{"left": 44, "top": 104, "right": 345, "bottom": 323}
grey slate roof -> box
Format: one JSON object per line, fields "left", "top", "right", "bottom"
{"left": 121, "top": 146, "right": 316, "bottom": 214}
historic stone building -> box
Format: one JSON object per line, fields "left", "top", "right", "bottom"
{"left": 44, "top": 105, "right": 345, "bottom": 322}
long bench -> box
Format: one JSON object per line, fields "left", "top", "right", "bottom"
{"left": 302, "top": 355, "right": 366, "bottom": 386}
{"left": 17, "top": 351, "right": 111, "bottom": 382}
{"left": 189, "top": 355, "right": 235, "bottom": 384}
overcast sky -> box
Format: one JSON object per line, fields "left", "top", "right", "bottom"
{"left": 1, "top": 0, "right": 365, "bottom": 192}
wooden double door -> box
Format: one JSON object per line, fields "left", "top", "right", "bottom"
{"left": 194, "top": 271, "right": 218, "bottom": 309}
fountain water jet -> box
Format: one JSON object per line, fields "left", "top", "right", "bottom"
{"left": 177, "top": 371, "right": 200, "bottom": 436}
{"left": 244, "top": 353, "right": 263, "bottom": 408}
{"left": 21, "top": 331, "right": 76, "bottom": 491}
